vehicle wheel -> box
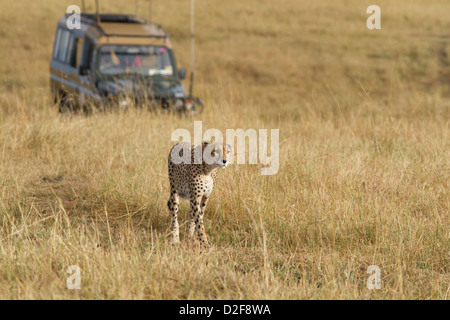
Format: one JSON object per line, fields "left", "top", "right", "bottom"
{"left": 59, "top": 97, "right": 71, "bottom": 114}
{"left": 82, "top": 103, "right": 94, "bottom": 116}
{"left": 58, "top": 96, "right": 77, "bottom": 114}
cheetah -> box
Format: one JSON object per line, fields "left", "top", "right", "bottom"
{"left": 167, "top": 141, "right": 231, "bottom": 247}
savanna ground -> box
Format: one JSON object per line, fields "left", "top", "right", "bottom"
{"left": 0, "top": 0, "right": 449, "bottom": 299}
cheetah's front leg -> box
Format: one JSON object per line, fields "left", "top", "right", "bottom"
{"left": 187, "top": 195, "right": 209, "bottom": 238}
{"left": 200, "top": 196, "right": 210, "bottom": 215}
{"left": 190, "top": 195, "right": 209, "bottom": 248}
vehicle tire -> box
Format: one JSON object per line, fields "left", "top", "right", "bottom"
{"left": 59, "top": 95, "right": 78, "bottom": 114}
{"left": 82, "top": 103, "right": 94, "bottom": 116}
{"left": 59, "top": 97, "right": 71, "bottom": 114}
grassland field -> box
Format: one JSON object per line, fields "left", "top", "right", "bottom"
{"left": 0, "top": 0, "right": 448, "bottom": 299}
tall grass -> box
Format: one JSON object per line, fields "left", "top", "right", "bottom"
{"left": 0, "top": 0, "right": 448, "bottom": 299}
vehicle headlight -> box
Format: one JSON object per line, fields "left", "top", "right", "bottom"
{"left": 120, "top": 97, "right": 131, "bottom": 107}
{"left": 173, "top": 99, "right": 184, "bottom": 111}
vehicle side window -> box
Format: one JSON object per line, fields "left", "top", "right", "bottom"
{"left": 66, "top": 34, "right": 83, "bottom": 68}
{"left": 53, "top": 28, "right": 62, "bottom": 59}
{"left": 76, "top": 38, "right": 84, "bottom": 68}
{"left": 57, "top": 30, "right": 69, "bottom": 61}
{"left": 65, "top": 33, "right": 75, "bottom": 65}
{"left": 81, "top": 38, "right": 95, "bottom": 71}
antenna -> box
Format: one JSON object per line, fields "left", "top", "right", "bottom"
{"left": 149, "top": 0, "right": 153, "bottom": 20}
{"left": 95, "top": 0, "right": 100, "bottom": 24}
{"left": 190, "top": 0, "right": 195, "bottom": 72}
{"left": 81, "top": 0, "right": 85, "bottom": 13}
{"left": 188, "top": 0, "right": 195, "bottom": 98}
{"left": 135, "top": 0, "right": 139, "bottom": 16}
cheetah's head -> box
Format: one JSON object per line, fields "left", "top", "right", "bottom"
{"left": 202, "top": 142, "right": 232, "bottom": 169}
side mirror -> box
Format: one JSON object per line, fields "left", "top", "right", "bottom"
{"left": 178, "top": 68, "right": 186, "bottom": 80}
{"left": 79, "top": 66, "right": 90, "bottom": 76}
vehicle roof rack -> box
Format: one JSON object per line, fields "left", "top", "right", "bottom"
{"left": 64, "top": 13, "right": 168, "bottom": 38}
{"left": 82, "top": 13, "right": 137, "bottom": 24}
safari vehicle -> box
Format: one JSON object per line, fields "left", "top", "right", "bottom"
{"left": 50, "top": 12, "right": 203, "bottom": 113}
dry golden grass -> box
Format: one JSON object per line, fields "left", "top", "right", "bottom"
{"left": 0, "top": 0, "right": 449, "bottom": 299}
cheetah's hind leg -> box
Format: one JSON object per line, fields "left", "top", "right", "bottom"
{"left": 167, "top": 186, "right": 180, "bottom": 245}
{"left": 187, "top": 207, "right": 196, "bottom": 243}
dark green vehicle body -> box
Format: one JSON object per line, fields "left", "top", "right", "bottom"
{"left": 50, "top": 13, "right": 195, "bottom": 112}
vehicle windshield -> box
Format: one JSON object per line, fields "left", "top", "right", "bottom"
{"left": 97, "top": 45, "right": 174, "bottom": 77}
